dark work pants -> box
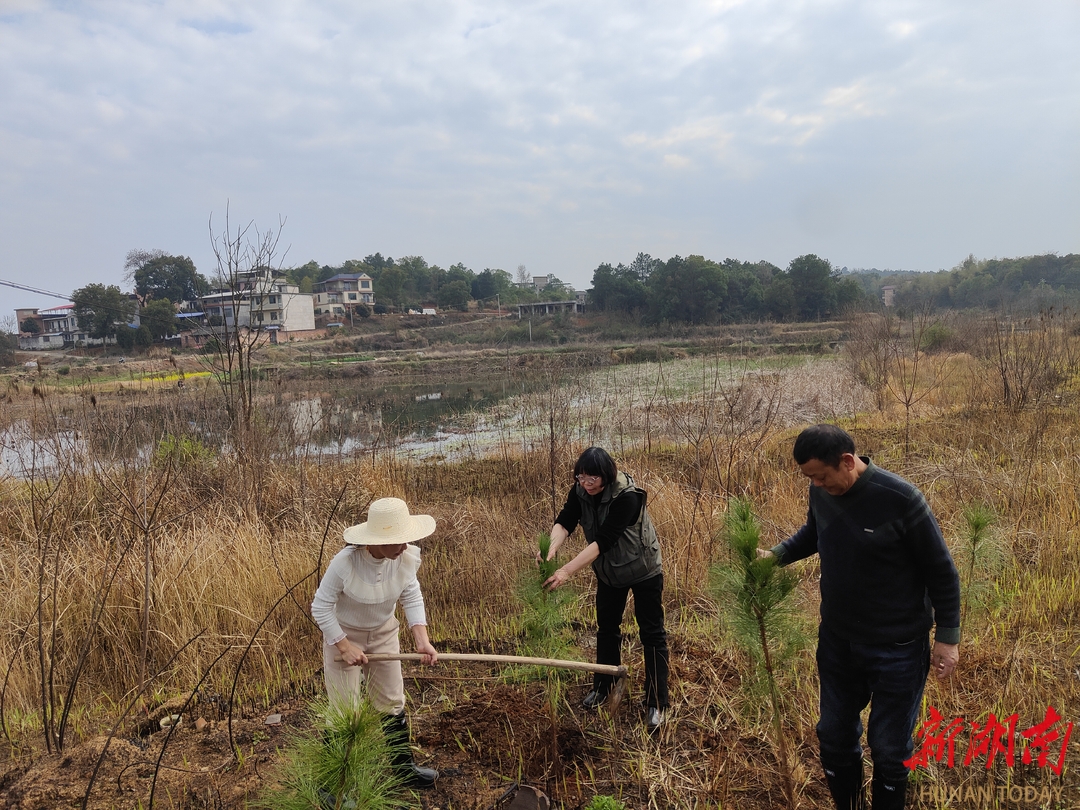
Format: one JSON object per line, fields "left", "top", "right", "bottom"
{"left": 815, "top": 625, "right": 930, "bottom": 785}
{"left": 594, "top": 572, "right": 669, "bottom": 709}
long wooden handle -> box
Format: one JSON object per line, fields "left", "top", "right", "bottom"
{"left": 350, "top": 652, "right": 626, "bottom": 677}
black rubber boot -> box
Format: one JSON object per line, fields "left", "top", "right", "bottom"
{"left": 822, "top": 761, "right": 866, "bottom": 810}
{"left": 382, "top": 713, "right": 438, "bottom": 789}
{"left": 582, "top": 685, "right": 610, "bottom": 710}
{"left": 871, "top": 777, "right": 907, "bottom": 810}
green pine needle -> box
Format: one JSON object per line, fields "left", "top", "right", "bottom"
{"left": 510, "top": 532, "right": 574, "bottom": 674}
{"left": 958, "top": 502, "right": 1005, "bottom": 623}
{"left": 708, "top": 496, "right": 806, "bottom": 809}
{"left": 256, "top": 697, "right": 409, "bottom": 810}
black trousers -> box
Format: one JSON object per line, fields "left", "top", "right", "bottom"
{"left": 594, "top": 572, "right": 669, "bottom": 709}
{"left": 816, "top": 626, "right": 930, "bottom": 785}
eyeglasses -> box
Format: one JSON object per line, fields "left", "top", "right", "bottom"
{"left": 575, "top": 474, "right": 602, "bottom": 485}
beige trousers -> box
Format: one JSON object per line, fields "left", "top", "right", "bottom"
{"left": 322, "top": 615, "right": 405, "bottom": 714}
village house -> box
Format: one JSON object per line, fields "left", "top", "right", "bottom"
{"left": 15, "top": 304, "right": 102, "bottom": 350}
{"left": 312, "top": 273, "right": 374, "bottom": 317}
{"left": 515, "top": 300, "right": 585, "bottom": 318}
{"left": 197, "top": 269, "right": 316, "bottom": 344}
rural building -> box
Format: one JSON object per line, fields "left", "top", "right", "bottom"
{"left": 312, "top": 273, "right": 375, "bottom": 317}
{"left": 516, "top": 300, "right": 585, "bottom": 318}
{"left": 15, "top": 304, "right": 103, "bottom": 350}
{"left": 517, "top": 273, "right": 575, "bottom": 294}
{"left": 516, "top": 273, "right": 577, "bottom": 301}
{"left": 198, "top": 270, "right": 316, "bottom": 340}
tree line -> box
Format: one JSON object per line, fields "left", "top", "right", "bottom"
{"left": 849, "top": 253, "right": 1080, "bottom": 313}
{"left": 590, "top": 252, "right": 1080, "bottom": 323}
{"left": 285, "top": 254, "right": 574, "bottom": 312}
{"left": 589, "top": 253, "right": 865, "bottom": 323}
{"left": 55, "top": 249, "right": 1080, "bottom": 349}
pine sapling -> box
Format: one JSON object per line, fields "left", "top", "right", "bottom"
{"left": 256, "top": 697, "right": 407, "bottom": 810}
{"left": 514, "top": 532, "right": 574, "bottom": 775}
{"left": 537, "top": 531, "right": 557, "bottom": 582}
{"left": 709, "top": 497, "right": 803, "bottom": 810}
{"left": 957, "top": 502, "right": 1003, "bottom": 625}
{"left": 516, "top": 533, "right": 573, "bottom": 659}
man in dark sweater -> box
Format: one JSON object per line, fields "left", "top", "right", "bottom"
{"left": 767, "top": 425, "right": 960, "bottom": 810}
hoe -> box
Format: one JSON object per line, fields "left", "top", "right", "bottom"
{"left": 341, "top": 652, "right": 629, "bottom": 712}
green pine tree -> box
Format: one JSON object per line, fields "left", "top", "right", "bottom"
{"left": 257, "top": 697, "right": 408, "bottom": 810}
{"left": 709, "top": 498, "right": 806, "bottom": 810}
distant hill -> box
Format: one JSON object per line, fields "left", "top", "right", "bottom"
{"left": 844, "top": 253, "right": 1080, "bottom": 311}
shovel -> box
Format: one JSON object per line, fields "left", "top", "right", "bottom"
{"left": 338, "top": 652, "right": 630, "bottom": 713}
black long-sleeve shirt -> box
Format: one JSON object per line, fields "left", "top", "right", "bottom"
{"left": 554, "top": 486, "right": 642, "bottom": 556}
{"left": 771, "top": 459, "right": 961, "bottom": 645}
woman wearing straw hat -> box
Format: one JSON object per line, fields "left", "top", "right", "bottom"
{"left": 311, "top": 497, "right": 440, "bottom": 787}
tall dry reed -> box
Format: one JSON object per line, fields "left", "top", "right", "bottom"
{"left": 1, "top": 330, "right": 1079, "bottom": 805}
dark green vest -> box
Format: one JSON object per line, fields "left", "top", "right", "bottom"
{"left": 579, "top": 472, "right": 663, "bottom": 588}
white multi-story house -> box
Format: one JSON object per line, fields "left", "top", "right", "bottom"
{"left": 516, "top": 273, "right": 575, "bottom": 296}
{"left": 515, "top": 273, "right": 559, "bottom": 291}
{"left": 199, "top": 270, "right": 315, "bottom": 337}
{"left": 15, "top": 304, "right": 102, "bottom": 350}
{"left": 312, "top": 273, "right": 375, "bottom": 316}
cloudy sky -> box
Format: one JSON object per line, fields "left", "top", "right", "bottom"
{"left": 2, "top": 0, "right": 1078, "bottom": 320}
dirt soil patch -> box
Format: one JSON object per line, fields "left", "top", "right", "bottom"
{"left": 0, "top": 647, "right": 827, "bottom": 809}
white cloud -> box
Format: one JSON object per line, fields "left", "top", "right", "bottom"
{"left": 664, "top": 153, "right": 695, "bottom": 171}
{"left": 822, "top": 81, "right": 884, "bottom": 118}
{"left": 0, "top": 0, "right": 1077, "bottom": 314}
{"left": 887, "top": 20, "right": 917, "bottom": 38}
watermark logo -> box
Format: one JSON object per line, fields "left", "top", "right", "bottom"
{"left": 905, "top": 704, "right": 1073, "bottom": 774}
{"left": 916, "top": 784, "right": 1066, "bottom": 805}
{"left": 906, "top": 705, "right": 1073, "bottom": 807}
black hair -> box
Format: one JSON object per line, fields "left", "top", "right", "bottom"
{"left": 792, "top": 424, "right": 855, "bottom": 468}
{"left": 573, "top": 446, "right": 618, "bottom": 486}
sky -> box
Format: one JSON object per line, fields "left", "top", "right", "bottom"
{"left": 2, "top": 0, "right": 1078, "bottom": 323}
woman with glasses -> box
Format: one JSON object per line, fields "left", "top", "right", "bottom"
{"left": 541, "top": 447, "right": 669, "bottom": 732}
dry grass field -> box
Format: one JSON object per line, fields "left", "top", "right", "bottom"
{"left": 0, "top": 315, "right": 1077, "bottom": 809}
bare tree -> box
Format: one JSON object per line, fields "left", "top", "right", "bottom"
{"left": 516, "top": 264, "right": 529, "bottom": 286}
{"left": 200, "top": 205, "right": 289, "bottom": 515}
{"left": 122, "top": 248, "right": 165, "bottom": 284}
{"left": 986, "top": 307, "right": 1078, "bottom": 411}
{"left": 883, "top": 305, "right": 953, "bottom": 452}
{"left": 844, "top": 311, "right": 895, "bottom": 412}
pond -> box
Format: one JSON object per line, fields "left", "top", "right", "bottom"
{"left": 0, "top": 368, "right": 552, "bottom": 476}
{"left": 286, "top": 372, "right": 541, "bottom": 459}
{"left": 0, "top": 356, "right": 866, "bottom": 476}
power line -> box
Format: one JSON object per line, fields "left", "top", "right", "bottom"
{"left": 0, "top": 278, "right": 141, "bottom": 331}
{"left": 0, "top": 278, "right": 72, "bottom": 302}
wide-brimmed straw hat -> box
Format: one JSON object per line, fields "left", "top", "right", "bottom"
{"left": 343, "top": 497, "right": 436, "bottom": 546}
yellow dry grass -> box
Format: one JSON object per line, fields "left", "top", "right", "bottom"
{"left": 0, "top": 342, "right": 1078, "bottom": 806}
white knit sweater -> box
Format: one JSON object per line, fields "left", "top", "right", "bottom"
{"left": 311, "top": 545, "right": 427, "bottom": 646}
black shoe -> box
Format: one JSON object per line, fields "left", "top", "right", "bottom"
{"left": 582, "top": 688, "right": 610, "bottom": 710}
{"left": 870, "top": 778, "right": 906, "bottom": 810}
{"left": 823, "top": 762, "right": 866, "bottom": 810}
{"left": 399, "top": 762, "right": 438, "bottom": 789}
{"left": 646, "top": 707, "right": 664, "bottom": 732}
{"left": 382, "top": 713, "right": 438, "bottom": 789}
